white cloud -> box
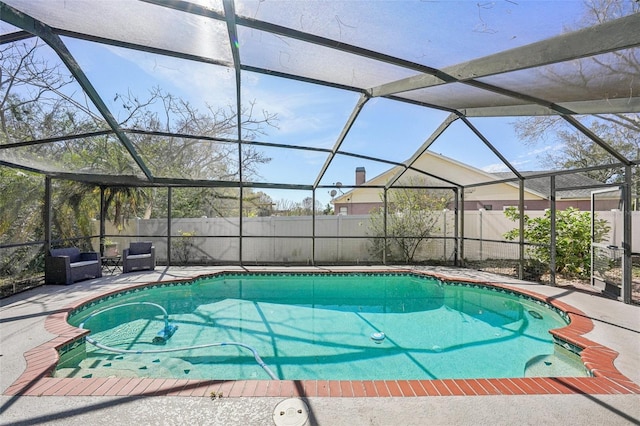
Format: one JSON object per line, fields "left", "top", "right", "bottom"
{"left": 481, "top": 163, "right": 510, "bottom": 173}
{"left": 482, "top": 143, "right": 561, "bottom": 172}
{"left": 516, "top": 144, "right": 559, "bottom": 159}
{"left": 482, "top": 159, "right": 531, "bottom": 173}
{"left": 104, "top": 44, "right": 236, "bottom": 107}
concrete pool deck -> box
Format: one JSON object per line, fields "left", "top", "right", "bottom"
{"left": 1, "top": 266, "right": 639, "bottom": 425}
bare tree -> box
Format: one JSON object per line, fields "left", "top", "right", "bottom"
{"left": 116, "top": 87, "right": 275, "bottom": 182}
{"left": 273, "top": 197, "right": 323, "bottom": 216}
{"left": 368, "top": 179, "right": 452, "bottom": 263}
{"left": 1, "top": 39, "right": 278, "bottom": 240}
{"left": 113, "top": 87, "right": 277, "bottom": 220}
{"left": 1, "top": 40, "right": 104, "bottom": 142}
{"left": 513, "top": 0, "right": 640, "bottom": 207}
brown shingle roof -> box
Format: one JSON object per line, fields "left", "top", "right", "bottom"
{"left": 494, "top": 172, "right": 606, "bottom": 199}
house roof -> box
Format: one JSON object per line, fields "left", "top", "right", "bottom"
{"left": 333, "top": 151, "right": 548, "bottom": 203}
{"left": 334, "top": 153, "right": 609, "bottom": 204}
{"left": 494, "top": 172, "right": 607, "bottom": 199}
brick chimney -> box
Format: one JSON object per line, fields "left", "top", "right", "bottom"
{"left": 355, "top": 167, "right": 366, "bottom": 186}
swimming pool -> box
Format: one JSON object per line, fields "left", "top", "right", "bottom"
{"left": 59, "top": 272, "right": 587, "bottom": 381}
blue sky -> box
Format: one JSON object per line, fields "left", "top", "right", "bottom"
{"left": 39, "top": 1, "right": 594, "bottom": 206}
{"left": 61, "top": 37, "right": 562, "bottom": 207}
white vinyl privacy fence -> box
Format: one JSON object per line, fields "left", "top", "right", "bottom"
{"left": 102, "top": 211, "right": 639, "bottom": 265}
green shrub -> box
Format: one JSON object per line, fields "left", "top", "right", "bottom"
{"left": 503, "top": 207, "right": 610, "bottom": 279}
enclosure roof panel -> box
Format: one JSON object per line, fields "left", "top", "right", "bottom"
{"left": 235, "top": 0, "right": 596, "bottom": 68}
{"left": 3, "top": 1, "right": 637, "bottom": 115}
{"left": 1, "top": 0, "right": 638, "bottom": 187}
{"left": 2, "top": 0, "right": 232, "bottom": 64}
{"left": 237, "top": 26, "right": 422, "bottom": 91}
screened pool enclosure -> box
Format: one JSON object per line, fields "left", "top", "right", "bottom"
{"left": 1, "top": 1, "right": 638, "bottom": 303}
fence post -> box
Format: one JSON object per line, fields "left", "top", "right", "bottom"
{"left": 312, "top": 190, "right": 316, "bottom": 266}
{"left": 479, "top": 208, "right": 484, "bottom": 261}
{"left": 550, "top": 176, "right": 556, "bottom": 286}
{"left": 383, "top": 189, "right": 388, "bottom": 265}
{"left": 44, "top": 177, "right": 52, "bottom": 253}
{"left": 457, "top": 188, "right": 463, "bottom": 267}
{"left": 167, "top": 187, "right": 172, "bottom": 266}
{"left": 98, "top": 185, "right": 106, "bottom": 255}
{"left": 443, "top": 209, "right": 448, "bottom": 261}
{"left": 518, "top": 180, "right": 525, "bottom": 279}
{"left": 622, "top": 167, "right": 632, "bottom": 304}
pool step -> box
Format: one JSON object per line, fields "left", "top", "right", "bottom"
{"left": 524, "top": 346, "right": 587, "bottom": 377}
{"left": 55, "top": 356, "right": 195, "bottom": 379}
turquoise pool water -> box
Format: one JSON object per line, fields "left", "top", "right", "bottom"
{"left": 61, "top": 273, "right": 587, "bottom": 380}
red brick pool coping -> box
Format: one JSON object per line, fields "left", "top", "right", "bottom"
{"left": 5, "top": 271, "right": 640, "bottom": 398}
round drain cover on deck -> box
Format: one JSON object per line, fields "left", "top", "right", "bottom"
{"left": 273, "top": 398, "right": 309, "bottom": 426}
